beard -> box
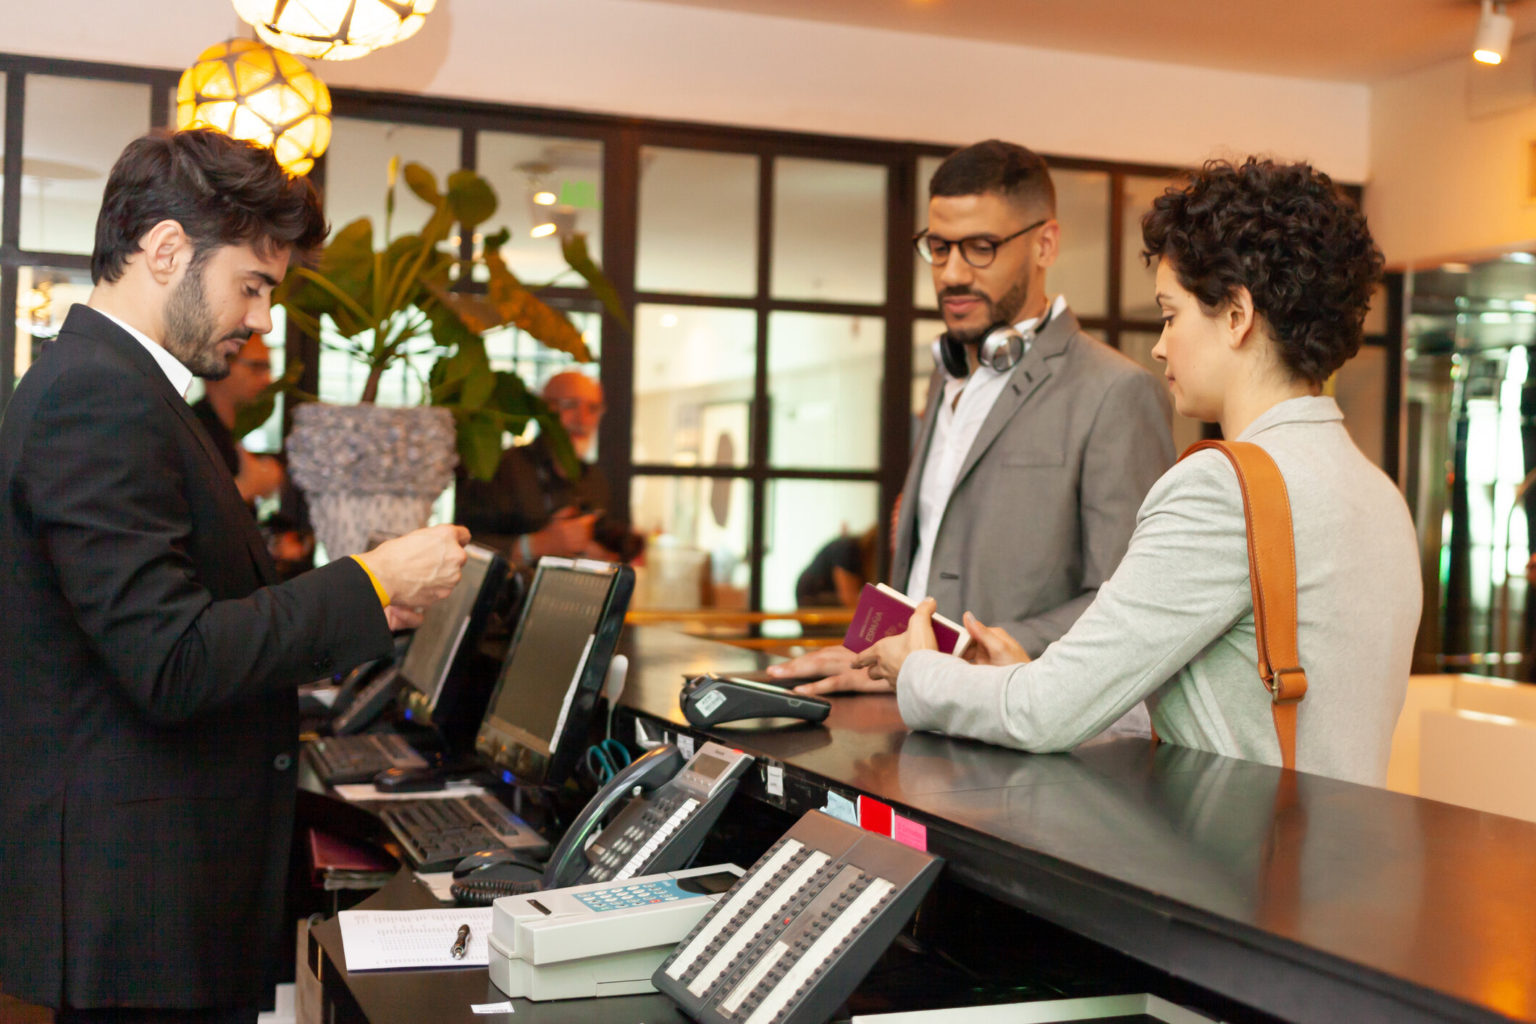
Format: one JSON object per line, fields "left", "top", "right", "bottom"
{"left": 162, "top": 261, "right": 250, "bottom": 380}
{"left": 939, "top": 267, "right": 1032, "bottom": 344}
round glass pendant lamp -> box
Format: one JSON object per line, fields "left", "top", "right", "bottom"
{"left": 176, "top": 38, "right": 333, "bottom": 176}
{"left": 232, "top": 0, "right": 438, "bottom": 61}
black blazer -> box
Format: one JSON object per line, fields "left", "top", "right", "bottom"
{"left": 0, "top": 306, "right": 393, "bottom": 1009}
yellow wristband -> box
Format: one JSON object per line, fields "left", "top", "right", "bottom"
{"left": 350, "top": 555, "right": 390, "bottom": 608}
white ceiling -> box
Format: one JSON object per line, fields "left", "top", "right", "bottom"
{"left": 638, "top": 0, "right": 1495, "bottom": 83}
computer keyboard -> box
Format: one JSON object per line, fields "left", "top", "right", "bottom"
{"left": 378, "top": 792, "right": 548, "bottom": 872}
{"left": 305, "top": 732, "right": 428, "bottom": 785}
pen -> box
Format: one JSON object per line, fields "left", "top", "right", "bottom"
{"left": 450, "top": 922, "right": 470, "bottom": 960}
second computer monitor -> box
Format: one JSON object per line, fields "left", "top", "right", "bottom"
{"left": 475, "top": 557, "right": 634, "bottom": 789}
{"left": 397, "top": 543, "right": 508, "bottom": 748}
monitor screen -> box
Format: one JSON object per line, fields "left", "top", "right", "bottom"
{"left": 475, "top": 557, "right": 634, "bottom": 788}
{"left": 398, "top": 544, "right": 502, "bottom": 710}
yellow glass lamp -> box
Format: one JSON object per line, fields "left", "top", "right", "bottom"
{"left": 231, "top": 0, "right": 438, "bottom": 61}
{"left": 176, "top": 39, "right": 332, "bottom": 176}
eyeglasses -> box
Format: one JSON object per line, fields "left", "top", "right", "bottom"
{"left": 913, "top": 218, "right": 1048, "bottom": 268}
{"left": 549, "top": 397, "right": 606, "bottom": 417}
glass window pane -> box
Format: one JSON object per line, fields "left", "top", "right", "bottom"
{"left": 15, "top": 265, "right": 92, "bottom": 382}
{"left": 771, "top": 157, "right": 885, "bottom": 304}
{"left": 1051, "top": 169, "right": 1110, "bottom": 319}
{"left": 632, "top": 303, "right": 757, "bottom": 467}
{"left": 767, "top": 311, "right": 881, "bottom": 469}
{"left": 1120, "top": 330, "right": 1203, "bottom": 453}
{"left": 317, "top": 317, "right": 431, "bottom": 407}
{"left": 630, "top": 474, "right": 752, "bottom": 610}
{"left": 913, "top": 155, "right": 944, "bottom": 311}
{"left": 637, "top": 147, "right": 757, "bottom": 298}
{"left": 763, "top": 479, "right": 879, "bottom": 613}
{"left": 22, "top": 76, "right": 152, "bottom": 254}
{"left": 0, "top": 76, "right": 6, "bottom": 240}
{"left": 912, "top": 317, "right": 945, "bottom": 422}
{"left": 1120, "top": 174, "right": 1180, "bottom": 321}
{"left": 476, "top": 132, "right": 603, "bottom": 284}
{"left": 322, "top": 117, "right": 460, "bottom": 251}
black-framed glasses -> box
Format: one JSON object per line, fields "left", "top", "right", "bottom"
{"left": 913, "top": 218, "right": 1048, "bottom": 268}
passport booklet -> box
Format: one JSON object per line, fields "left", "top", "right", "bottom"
{"left": 842, "top": 583, "right": 970, "bottom": 658}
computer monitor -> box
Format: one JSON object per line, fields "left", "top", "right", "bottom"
{"left": 396, "top": 543, "right": 509, "bottom": 750}
{"left": 474, "top": 557, "right": 635, "bottom": 789}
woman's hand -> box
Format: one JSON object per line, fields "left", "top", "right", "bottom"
{"left": 851, "top": 597, "right": 939, "bottom": 683}
{"left": 960, "top": 612, "right": 1031, "bottom": 667}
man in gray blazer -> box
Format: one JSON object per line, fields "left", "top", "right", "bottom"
{"left": 771, "top": 140, "right": 1173, "bottom": 692}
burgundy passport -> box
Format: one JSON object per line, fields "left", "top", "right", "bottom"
{"left": 842, "top": 583, "right": 970, "bottom": 657}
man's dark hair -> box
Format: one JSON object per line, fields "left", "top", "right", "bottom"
{"left": 91, "top": 128, "right": 327, "bottom": 285}
{"left": 1141, "top": 158, "right": 1383, "bottom": 386}
{"left": 929, "top": 139, "right": 1056, "bottom": 216}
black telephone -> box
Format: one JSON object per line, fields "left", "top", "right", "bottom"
{"left": 330, "top": 660, "right": 401, "bottom": 736}
{"left": 653, "top": 809, "right": 943, "bottom": 1024}
{"left": 452, "top": 740, "right": 754, "bottom": 905}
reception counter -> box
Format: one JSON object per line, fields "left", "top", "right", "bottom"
{"left": 609, "top": 627, "right": 1536, "bottom": 1024}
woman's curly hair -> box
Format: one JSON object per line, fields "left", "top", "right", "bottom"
{"left": 1141, "top": 158, "right": 1383, "bottom": 386}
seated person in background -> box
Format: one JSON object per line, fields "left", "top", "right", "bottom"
{"left": 456, "top": 370, "right": 643, "bottom": 565}
{"left": 191, "top": 333, "right": 284, "bottom": 506}
{"left": 842, "top": 158, "right": 1421, "bottom": 787}
{"left": 795, "top": 526, "right": 879, "bottom": 608}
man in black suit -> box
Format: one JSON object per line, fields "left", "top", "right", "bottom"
{"left": 0, "top": 129, "right": 470, "bottom": 1022}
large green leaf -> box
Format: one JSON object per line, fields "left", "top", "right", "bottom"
{"left": 561, "top": 233, "right": 631, "bottom": 334}
{"left": 482, "top": 249, "right": 592, "bottom": 361}
{"left": 402, "top": 162, "right": 441, "bottom": 207}
{"left": 446, "top": 169, "right": 497, "bottom": 233}
{"left": 455, "top": 409, "right": 505, "bottom": 481}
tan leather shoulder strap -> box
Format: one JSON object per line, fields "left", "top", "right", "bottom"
{"left": 1180, "top": 440, "right": 1307, "bottom": 771}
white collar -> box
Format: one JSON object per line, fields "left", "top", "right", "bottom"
{"left": 94, "top": 307, "right": 194, "bottom": 400}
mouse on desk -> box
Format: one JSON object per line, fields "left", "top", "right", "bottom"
{"left": 372, "top": 766, "right": 447, "bottom": 793}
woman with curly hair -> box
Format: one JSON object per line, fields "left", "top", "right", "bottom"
{"left": 835, "top": 158, "right": 1421, "bottom": 785}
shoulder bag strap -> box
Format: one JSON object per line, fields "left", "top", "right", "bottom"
{"left": 1180, "top": 439, "right": 1308, "bottom": 771}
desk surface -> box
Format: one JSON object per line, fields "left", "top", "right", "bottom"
{"left": 614, "top": 627, "right": 1536, "bottom": 1024}
{"left": 309, "top": 870, "right": 690, "bottom": 1024}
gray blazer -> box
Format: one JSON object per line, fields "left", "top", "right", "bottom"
{"left": 893, "top": 307, "right": 1175, "bottom": 654}
{"left": 897, "top": 397, "right": 1423, "bottom": 786}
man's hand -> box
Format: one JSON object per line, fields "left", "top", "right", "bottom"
{"left": 960, "top": 612, "right": 1031, "bottom": 667}
{"left": 234, "top": 448, "right": 285, "bottom": 502}
{"left": 764, "top": 645, "right": 891, "bottom": 696}
{"left": 530, "top": 506, "right": 598, "bottom": 560}
{"left": 851, "top": 597, "right": 938, "bottom": 681}
{"left": 362, "top": 524, "right": 470, "bottom": 611}
{"left": 384, "top": 605, "right": 425, "bottom": 631}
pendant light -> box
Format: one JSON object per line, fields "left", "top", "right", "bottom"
{"left": 176, "top": 38, "right": 333, "bottom": 176}
{"left": 232, "top": 0, "right": 438, "bottom": 61}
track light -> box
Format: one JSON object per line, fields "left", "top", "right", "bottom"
{"left": 1475, "top": 0, "right": 1514, "bottom": 65}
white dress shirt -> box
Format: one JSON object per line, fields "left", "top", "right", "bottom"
{"left": 906, "top": 295, "right": 1068, "bottom": 600}
{"left": 95, "top": 307, "right": 193, "bottom": 400}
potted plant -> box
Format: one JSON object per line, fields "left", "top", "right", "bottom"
{"left": 268, "top": 159, "right": 627, "bottom": 557}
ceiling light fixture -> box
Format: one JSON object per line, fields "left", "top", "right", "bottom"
{"left": 176, "top": 39, "right": 332, "bottom": 175}
{"left": 231, "top": 0, "right": 437, "bottom": 61}
{"left": 1474, "top": 0, "right": 1514, "bottom": 64}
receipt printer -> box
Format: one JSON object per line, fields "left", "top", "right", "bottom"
{"left": 488, "top": 863, "right": 743, "bottom": 1001}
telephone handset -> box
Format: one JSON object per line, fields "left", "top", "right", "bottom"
{"left": 330, "top": 661, "right": 400, "bottom": 736}
{"left": 653, "top": 809, "right": 942, "bottom": 1024}
{"left": 451, "top": 741, "right": 753, "bottom": 906}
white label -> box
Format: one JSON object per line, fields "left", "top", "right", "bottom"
{"left": 765, "top": 764, "right": 784, "bottom": 797}
{"left": 677, "top": 733, "right": 696, "bottom": 760}
{"left": 471, "top": 1001, "right": 515, "bottom": 1014}
{"left": 694, "top": 689, "right": 728, "bottom": 718}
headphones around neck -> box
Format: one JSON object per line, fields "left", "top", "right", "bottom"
{"left": 933, "top": 304, "right": 1054, "bottom": 380}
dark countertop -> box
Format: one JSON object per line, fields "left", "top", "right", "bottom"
{"left": 614, "top": 626, "right": 1536, "bottom": 1024}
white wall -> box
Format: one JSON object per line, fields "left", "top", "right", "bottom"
{"left": 8, "top": 0, "right": 1369, "bottom": 178}
{"left": 1369, "top": 39, "right": 1536, "bottom": 267}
